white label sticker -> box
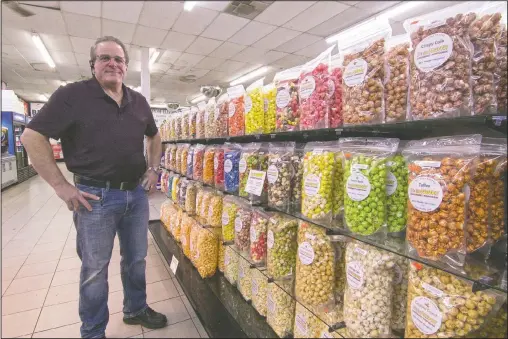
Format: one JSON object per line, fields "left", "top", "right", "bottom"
{"left": 267, "top": 165, "right": 279, "bottom": 184}
{"left": 411, "top": 296, "right": 442, "bottom": 335}
{"left": 295, "top": 312, "right": 308, "bottom": 335}
{"left": 239, "top": 158, "right": 247, "bottom": 173}
{"left": 408, "top": 177, "right": 443, "bottom": 212}
{"left": 352, "top": 163, "right": 369, "bottom": 171}
{"left": 235, "top": 217, "right": 243, "bottom": 232}
{"left": 299, "top": 76, "right": 316, "bottom": 99}
{"left": 386, "top": 171, "right": 398, "bottom": 196}
{"left": 415, "top": 160, "right": 441, "bottom": 168}
{"left": 346, "top": 173, "right": 371, "bottom": 201}
{"left": 343, "top": 58, "right": 368, "bottom": 87}
{"left": 245, "top": 170, "right": 267, "bottom": 196}
{"left": 414, "top": 33, "right": 453, "bottom": 73}
{"left": 224, "top": 159, "right": 233, "bottom": 173}
{"left": 346, "top": 261, "right": 364, "bottom": 289}
{"left": 298, "top": 242, "right": 315, "bottom": 265}
{"left": 228, "top": 102, "right": 236, "bottom": 118}
{"left": 267, "top": 292, "right": 275, "bottom": 313}
{"left": 250, "top": 227, "right": 257, "bottom": 242}
{"left": 244, "top": 95, "right": 252, "bottom": 113}
{"left": 276, "top": 89, "right": 290, "bottom": 108}
{"left": 303, "top": 174, "right": 321, "bottom": 196}
{"left": 267, "top": 230, "right": 274, "bottom": 249}
{"left": 222, "top": 211, "right": 230, "bottom": 226}
{"left": 170, "top": 256, "right": 179, "bottom": 275}
{"left": 422, "top": 282, "right": 444, "bottom": 297}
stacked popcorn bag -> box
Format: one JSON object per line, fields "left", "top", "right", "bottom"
{"left": 157, "top": 2, "right": 507, "bottom": 338}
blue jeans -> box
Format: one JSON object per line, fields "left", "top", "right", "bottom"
{"left": 73, "top": 183, "right": 149, "bottom": 338}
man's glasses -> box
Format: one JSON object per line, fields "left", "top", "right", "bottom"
{"left": 95, "top": 54, "right": 127, "bottom": 65}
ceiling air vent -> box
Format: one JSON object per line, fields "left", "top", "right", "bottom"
{"left": 30, "top": 62, "right": 57, "bottom": 72}
{"left": 179, "top": 75, "right": 197, "bottom": 83}
{"left": 224, "top": 1, "right": 273, "bottom": 20}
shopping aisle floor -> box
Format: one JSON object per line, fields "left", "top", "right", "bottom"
{"left": 1, "top": 164, "right": 208, "bottom": 338}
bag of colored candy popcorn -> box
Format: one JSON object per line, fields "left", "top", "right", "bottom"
{"left": 171, "top": 174, "right": 180, "bottom": 202}
{"left": 266, "top": 213, "right": 298, "bottom": 280}
{"left": 192, "top": 144, "right": 206, "bottom": 182}
{"left": 196, "top": 101, "right": 206, "bottom": 139}
{"left": 340, "top": 137, "right": 399, "bottom": 237}
{"left": 239, "top": 143, "right": 269, "bottom": 204}
{"left": 267, "top": 280, "right": 296, "bottom": 338}
{"left": 224, "top": 245, "right": 239, "bottom": 286}
{"left": 386, "top": 141, "right": 409, "bottom": 235}
{"left": 227, "top": 84, "right": 245, "bottom": 137}
{"left": 251, "top": 267, "right": 268, "bottom": 316}
{"left": 328, "top": 53, "right": 343, "bottom": 128}
{"left": 402, "top": 134, "right": 481, "bottom": 266}
{"left": 180, "top": 107, "right": 189, "bottom": 139}
{"left": 214, "top": 145, "right": 225, "bottom": 190}
{"left": 180, "top": 143, "right": 190, "bottom": 175}
{"left": 245, "top": 77, "right": 265, "bottom": 135}
{"left": 215, "top": 93, "right": 229, "bottom": 137}
{"left": 263, "top": 83, "right": 276, "bottom": 133}
{"left": 224, "top": 143, "right": 242, "bottom": 194}
{"left": 174, "top": 112, "right": 182, "bottom": 140}
{"left": 274, "top": 65, "right": 302, "bottom": 132}
{"left": 290, "top": 143, "right": 305, "bottom": 214}
{"left": 249, "top": 207, "right": 270, "bottom": 266}
{"left": 267, "top": 142, "right": 296, "bottom": 212}
{"left": 185, "top": 180, "right": 198, "bottom": 216}
{"left": 234, "top": 200, "right": 252, "bottom": 254}
{"left": 301, "top": 141, "right": 339, "bottom": 225}
{"left": 207, "top": 190, "right": 223, "bottom": 228}
{"left": 186, "top": 144, "right": 194, "bottom": 179}
{"left": 237, "top": 254, "right": 252, "bottom": 302}
{"left": 341, "top": 19, "right": 391, "bottom": 125}
{"left": 222, "top": 195, "right": 241, "bottom": 243}
{"left": 189, "top": 219, "right": 201, "bottom": 266}
{"left": 489, "top": 140, "right": 507, "bottom": 245}
{"left": 218, "top": 240, "right": 225, "bottom": 273}
{"left": 204, "top": 97, "right": 217, "bottom": 138}
{"left": 195, "top": 227, "right": 220, "bottom": 279}
{"left": 299, "top": 45, "right": 336, "bottom": 131}
{"left": 188, "top": 106, "right": 197, "bottom": 139}
{"left": 202, "top": 145, "right": 216, "bottom": 186}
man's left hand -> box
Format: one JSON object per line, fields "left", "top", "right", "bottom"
{"left": 141, "top": 168, "right": 159, "bottom": 193}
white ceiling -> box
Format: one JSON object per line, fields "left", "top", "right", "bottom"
{"left": 1, "top": 0, "right": 465, "bottom": 104}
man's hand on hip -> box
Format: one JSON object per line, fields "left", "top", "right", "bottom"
{"left": 55, "top": 182, "right": 100, "bottom": 212}
{"left": 141, "top": 169, "right": 159, "bottom": 193}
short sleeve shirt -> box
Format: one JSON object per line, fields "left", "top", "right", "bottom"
{"left": 27, "top": 78, "right": 158, "bottom": 182}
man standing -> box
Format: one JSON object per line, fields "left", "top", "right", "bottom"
{"left": 21, "top": 36, "right": 167, "bottom": 338}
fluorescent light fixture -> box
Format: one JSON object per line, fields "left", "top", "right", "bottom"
{"left": 190, "top": 94, "right": 206, "bottom": 104}
{"left": 377, "top": 1, "right": 425, "bottom": 21}
{"left": 149, "top": 49, "right": 160, "bottom": 67}
{"left": 32, "top": 33, "right": 55, "bottom": 68}
{"left": 39, "top": 94, "right": 48, "bottom": 102}
{"left": 184, "top": 1, "right": 197, "bottom": 11}
{"left": 230, "top": 66, "right": 268, "bottom": 86}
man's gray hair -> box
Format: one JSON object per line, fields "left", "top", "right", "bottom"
{"left": 89, "top": 36, "right": 130, "bottom": 65}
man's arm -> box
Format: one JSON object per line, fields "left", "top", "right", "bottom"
{"left": 142, "top": 132, "right": 162, "bottom": 192}
{"left": 21, "top": 128, "right": 98, "bottom": 211}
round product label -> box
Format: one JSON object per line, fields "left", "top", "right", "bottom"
{"left": 222, "top": 211, "right": 230, "bottom": 226}
{"left": 267, "top": 230, "right": 274, "bottom": 249}
{"left": 408, "top": 177, "right": 443, "bottom": 212}
{"left": 239, "top": 158, "right": 247, "bottom": 173}
{"left": 228, "top": 102, "right": 236, "bottom": 117}
{"left": 245, "top": 95, "right": 252, "bottom": 113}
{"left": 343, "top": 58, "right": 368, "bottom": 87}
{"left": 224, "top": 159, "right": 233, "bottom": 173}
{"left": 299, "top": 76, "right": 315, "bottom": 99}
{"left": 414, "top": 33, "right": 453, "bottom": 73}
{"left": 386, "top": 171, "right": 398, "bottom": 196}
{"left": 303, "top": 174, "right": 321, "bottom": 196}
{"left": 346, "top": 261, "right": 364, "bottom": 290}
{"left": 267, "top": 165, "right": 279, "bottom": 184}
{"left": 250, "top": 227, "right": 257, "bottom": 242}
{"left": 411, "top": 296, "right": 442, "bottom": 335}
{"left": 346, "top": 172, "right": 371, "bottom": 201}
{"left": 298, "top": 242, "right": 315, "bottom": 265}
{"left": 276, "top": 89, "right": 290, "bottom": 108}
{"left": 235, "top": 217, "right": 243, "bottom": 232}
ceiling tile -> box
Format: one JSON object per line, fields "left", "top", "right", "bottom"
{"left": 174, "top": 53, "right": 205, "bottom": 68}
{"left": 60, "top": 1, "right": 101, "bottom": 17}
{"left": 132, "top": 25, "right": 168, "bottom": 48}
{"left": 128, "top": 45, "right": 142, "bottom": 61}
{"left": 260, "top": 50, "right": 290, "bottom": 64}
{"left": 101, "top": 1, "right": 144, "bottom": 24}
{"left": 208, "top": 42, "right": 246, "bottom": 59}
{"left": 194, "top": 56, "right": 226, "bottom": 70}
{"left": 186, "top": 68, "right": 211, "bottom": 78}
{"left": 293, "top": 39, "right": 329, "bottom": 58}
{"left": 171, "top": 6, "right": 219, "bottom": 36}
{"left": 161, "top": 31, "right": 197, "bottom": 52}
{"left": 15, "top": 47, "right": 46, "bottom": 64}
{"left": 2, "top": 28, "right": 34, "bottom": 49}
{"left": 70, "top": 37, "right": 96, "bottom": 54}
{"left": 228, "top": 21, "right": 277, "bottom": 46}
{"left": 201, "top": 13, "right": 249, "bottom": 41}
{"left": 185, "top": 37, "right": 222, "bottom": 55}
{"left": 339, "top": 1, "right": 360, "bottom": 5}
{"left": 307, "top": 6, "right": 373, "bottom": 38}
{"left": 216, "top": 60, "right": 246, "bottom": 74}
{"left": 252, "top": 27, "right": 301, "bottom": 50}
{"left": 230, "top": 47, "right": 267, "bottom": 63}
{"left": 74, "top": 53, "right": 90, "bottom": 67}
{"left": 271, "top": 54, "right": 310, "bottom": 69}
{"left": 253, "top": 1, "right": 316, "bottom": 26}
{"left": 196, "top": 1, "right": 232, "bottom": 12}
{"left": 354, "top": 1, "right": 400, "bottom": 12}
{"left": 63, "top": 12, "right": 101, "bottom": 39}
{"left": 102, "top": 19, "right": 136, "bottom": 44}
{"left": 150, "top": 63, "right": 171, "bottom": 74}
{"left": 274, "top": 33, "right": 322, "bottom": 54}
{"left": 158, "top": 50, "right": 183, "bottom": 65}
{"left": 56, "top": 65, "right": 81, "bottom": 79}
{"left": 196, "top": 70, "right": 228, "bottom": 84}
{"left": 226, "top": 63, "right": 264, "bottom": 83}
{"left": 2, "top": 45, "right": 23, "bottom": 60}
{"left": 2, "top": 6, "right": 67, "bottom": 35}
{"left": 51, "top": 51, "right": 77, "bottom": 66}
{"left": 283, "top": 2, "right": 349, "bottom": 32}
{"left": 138, "top": 1, "right": 183, "bottom": 30}
{"left": 40, "top": 34, "right": 74, "bottom": 52}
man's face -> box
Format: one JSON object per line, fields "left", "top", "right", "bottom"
{"left": 93, "top": 41, "right": 127, "bottom": 87}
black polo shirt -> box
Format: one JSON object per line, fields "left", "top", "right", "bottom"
{"left": 27, "top": 77, "right": 158, "bottom": 182}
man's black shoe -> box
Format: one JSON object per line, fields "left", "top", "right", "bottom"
{"left": 123, "top": 307, "right": 168, "bottom": 329}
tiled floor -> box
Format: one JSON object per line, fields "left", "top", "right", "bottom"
{"left": 1, "top": 164, "right": 208, "bottom": 338}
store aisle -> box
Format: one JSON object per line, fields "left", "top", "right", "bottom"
{"left": 1, "top": 164, "right": 208, "bottom": 338}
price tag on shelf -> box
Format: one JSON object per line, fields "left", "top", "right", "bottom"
{"left": 245, "top": 170, "right": 266, "bottom": 196}
{"left": 169, "top": 256, "right": 179, "bottom": 275}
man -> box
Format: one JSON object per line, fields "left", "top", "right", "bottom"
{"left": 21, "top": 36, "right": 167, "bottom": 338}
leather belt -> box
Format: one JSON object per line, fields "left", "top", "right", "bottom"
{"left": 74, "top": 174, "right": 138, "bottom": 191}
